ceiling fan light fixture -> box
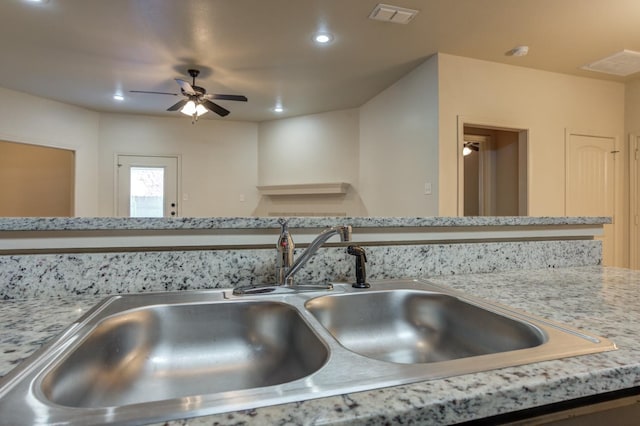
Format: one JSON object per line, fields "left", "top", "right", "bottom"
{"left": 463, "top": 142, "right": 480, "bottom": 156}
{"left": 180, "top": 100, "right": 196, "bottom": 116}
{"left": 195, "top": 103, "right": 208, "bottom": 116}
{"left": 180, "top": 100, "right": 208, "bottom": 117}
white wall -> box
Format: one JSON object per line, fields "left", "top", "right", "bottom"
{"left": 258, "top": 109, "right": 359, "bottom": 185}
{"left": 0, "top": 87, "right": 100, "bottom": 216}
{"left": 359, "top": 55, "right": 440, "bottom": 216}
{"left": 98, "top": 113, "right": 259, "bottom": 217}
{"left": 256, "top": 109, "right": 363, "bottom": 216}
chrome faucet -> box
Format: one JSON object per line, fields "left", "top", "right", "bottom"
{"left": 232, "top": 219, "right": 352, "bottom": 295}
{"left": 278, "top": 221, "right": 352, "bottom": 286}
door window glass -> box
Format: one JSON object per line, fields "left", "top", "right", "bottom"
{"left": 130, "top": 167, "right": 164, "bottom": 217}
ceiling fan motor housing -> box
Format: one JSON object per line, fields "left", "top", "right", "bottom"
{"left": 192, "top": 85, "right": 206, "bottom": 95}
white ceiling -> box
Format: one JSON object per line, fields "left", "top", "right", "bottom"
{"left": 1, "top": 0, "right": 640, "bottom": 122}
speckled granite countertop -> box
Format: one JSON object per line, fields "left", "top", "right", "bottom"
{"left": 0, "top": 216, "right": 611, "bottom": 231}
{"left": 1, "top": 266, "right": 638, "bottom": 425}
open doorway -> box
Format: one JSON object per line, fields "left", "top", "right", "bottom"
{"left": 458, "top": 120, "right": 529, "bottom": 216}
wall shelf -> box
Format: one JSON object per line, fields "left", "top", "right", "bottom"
{"left": 257, "top": 182, "right": 350, "bottom": 196}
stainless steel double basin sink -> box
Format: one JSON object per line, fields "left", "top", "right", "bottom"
{"left": 0, "top": 279, "right": 616, "bottom": 425}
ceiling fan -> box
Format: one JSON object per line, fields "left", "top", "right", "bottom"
{"left": 130, "top": 69, "right": 247, "bottom": 121}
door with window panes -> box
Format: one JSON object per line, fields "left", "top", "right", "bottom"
{"left": 116, "top": 155, "right": 179, "bottom": 217}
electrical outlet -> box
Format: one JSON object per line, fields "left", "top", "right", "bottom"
{"left": 424, "top": 182, "right": 432, "bottom": 195}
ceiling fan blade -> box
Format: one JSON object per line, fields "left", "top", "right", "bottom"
{"left": 203, "top": 99, "right": 230, "bottom": 117}
{"left": 209, "top": 94, "right": 248, "bottom": 102}
{"left": 167, "top": 99, "right": 188, "bottom": 111}
{"left": 175, "top": 79, "right": 197, "bottom": 95}
{"left": 130, "top": 90, "right": 178, "bottom": 96}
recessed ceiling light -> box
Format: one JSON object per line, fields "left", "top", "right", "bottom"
{"left": 314, "top": 33, "right": 333, "bottom": 44}
{"left": 25, "top": 0, "right": 49, "bottom": 3}
{"left": 273, "top": 106, "right": 284, "bottom": 113}
{"left": 113, "top": 94, "right": 124, "bottom": 101}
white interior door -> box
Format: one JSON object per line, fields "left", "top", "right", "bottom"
{"left": 116, "top": 155, "right": 179, "bottom": 218}
{"left": 566, "top": 133, "right": 615, "bottom": 265}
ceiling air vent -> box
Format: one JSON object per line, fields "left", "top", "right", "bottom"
{"left": 581, "top": 50, "right": 640, "bottom": 77}
{"left": 369, "top": 3, "right": 419, "bottom": 24}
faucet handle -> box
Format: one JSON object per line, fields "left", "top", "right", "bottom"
{"left": 341, "top": 225, "right": 352, "bottom": 242}
{"left": 276, "top": 218, "right": 294, "bottom": 251}
{"left": 276, "top": 218, "right": 295, "bottom": 285}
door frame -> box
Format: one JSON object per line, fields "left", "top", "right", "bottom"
{"left": 456, "top": 116, "right": 529, "bottom": 216}
{"left": 630, "top": 134, "right": 639, "bottom": 269}
{"left": 113, "top": 153, "right": 182, "bottom": 217}
{"left": 463, "top": 134, "right": 494, "bottom": 215}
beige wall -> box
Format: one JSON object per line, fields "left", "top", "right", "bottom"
{"left": 256, "top": 109, "right": 364, "bottom": 216}
{"left": 438, "top": 53, "right": 626, "bottom": 265}
{"left": 359, "top": 55, "right": 439, "bottom": 216}
{"left": 0, "top": 86, "right": 99, "bottom": 216}
{"left": 626, "top": 80, "right": 640, "bottom": 135}
{"left": 98, "top": 113, "right": 259, "bottom": 217}
{"left": 439, "top": 53, "right": 625, "bottom": 215}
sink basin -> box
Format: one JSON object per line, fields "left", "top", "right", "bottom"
{"left": 0, "top": 279, "right": 617, "bottom": 425}
{"left": 305, "top": 290, "right": 545, "bottom": 364}
{"left": 41, "top": 301, "right": 327, "bottom": 408}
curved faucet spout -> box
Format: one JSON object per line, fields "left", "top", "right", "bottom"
{"left": 281, "top": 225, "right": 352, "bottom": 285}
